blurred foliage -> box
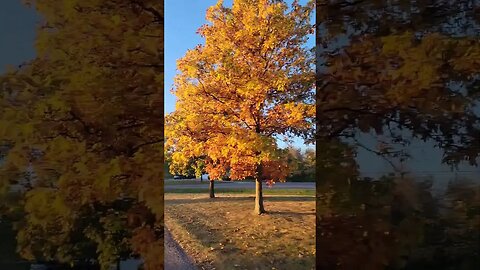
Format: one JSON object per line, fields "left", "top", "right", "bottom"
{"left": 316, "top": 0, "right": 479, "bottom": 268}
{"left": 317, "top": 171, "right": 480, "bottom": 270}
{"left": 0, "top": 0, "right": 164, "bottom": 269}
{"left": 317, "top": 0, "right": 480, "bottom": 165}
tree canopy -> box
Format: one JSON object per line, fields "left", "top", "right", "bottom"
{"left": 317, "top": 0, "right": 480, "bottom": 167}
{"left": 0, "top": 0, "right": 164, "bottom": 269}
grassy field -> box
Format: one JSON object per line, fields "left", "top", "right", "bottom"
{"left": 165, "top": 193, "right": 315, "bottom": 270}
{"left": 165, "top": 188, "right": 315, "bottom": 196}
{"left": 165, "top": 180, "right": 209, "bottom": 185}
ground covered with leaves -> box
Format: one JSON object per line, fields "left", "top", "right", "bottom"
{"left": 165, "top": 193, "right": 315, "bottom": 270}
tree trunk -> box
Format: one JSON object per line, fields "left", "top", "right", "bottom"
{"left": 254, "top": 178, "right": 265, "bottom": 214}
{"left": 200, "top": 174, "right": 203, "bottom": 182}
{"left": 209, "top": 179, "right": 215, "bottom": 198}
{"left": 116, "top": 260, "right": 121, "bottom": 270}
{"left": 254, "top": 164, "right": 265, "bottom": 215}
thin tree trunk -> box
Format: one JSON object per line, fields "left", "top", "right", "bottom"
{"left": 117, "top": 260, "right": 121, "bottom": 270}
{"left": 254, "top": 163, "right": 265, "bottom": 214}
{"left": 209, "top": 179, "right": 215, "bottom": 198}
{"left": 200, "top": 174, "right": 203, "bottom": 182}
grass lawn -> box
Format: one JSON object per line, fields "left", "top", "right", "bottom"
{"left": 165, "top": 193, "right": 315, "bottom": 270}
{"left": 165, "top": 180, "right": 209, "bottom": 185}
{"left": 166, "top": 188, "right": 315, "bottom": 196}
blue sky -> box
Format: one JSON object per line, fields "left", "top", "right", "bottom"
{"left": 0, "top": 0, "right": 38, "bottom": 73}
{"left": 164, "top": 0, "right": 315, "bottom": 151}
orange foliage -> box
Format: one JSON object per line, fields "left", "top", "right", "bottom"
{"left": 166, "top": 0, "right": 315, "bottom": 183}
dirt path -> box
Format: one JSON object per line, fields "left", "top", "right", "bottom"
{"left": 164, "top": 228, "right": 198, "bottom": 270}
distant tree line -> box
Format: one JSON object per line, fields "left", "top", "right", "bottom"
{"left": 285, "top": 146, "right": 315, "bottom": 182}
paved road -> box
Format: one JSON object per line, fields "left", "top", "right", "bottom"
{"left": 165, "top": 229, "right": 197, "bottom": 270}
{"left": 165, "top": 181, "right": 315, "bottom": 190}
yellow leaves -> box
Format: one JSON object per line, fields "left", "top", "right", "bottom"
{"left": 215, "top": 0, "right": 225, "bottom": 9}
{"left": 268, "top": 102, "right": 313, "bottom": 131}
{"left": 47, "top": 137, "right": 84, "bottom": 159}
{"left": 3, "top": 145, "right": 30, "bottom": 171}
{"left": 94, "top": 157, "right": 122, "bottom": 196}
{"left": 0, "top": 119, "right": 14, "bottom": 140}
{"left": 379, "top": 32, "right": 474, "bottom": 103}
{"left": 45, "top": 94, "right": 70, "bottom": 114}
{"left": 381, "top": 32, "right": 413, "bottom": 56}
{"left": 63, "top": 0, "right": 78, "bottom": 16}
{"left": 24, "top": 188, "right": 71, "bottom": 227}
{"left": 111, "top": 15, "right": 122, "bottom": 26}
{"left": 72, "top": 158, "right": 89, "bottom": 176}
{"left": 205, "top": 0, "right": 225, "bottom": 23}
{"left": 285, "top": 103, "right": 304, "bottom": 121}
{"left": 451, "top": 39, "right": 480, "bottom": 73}
{"left": 171, "top": 151, "right": 189, "bottom": 167}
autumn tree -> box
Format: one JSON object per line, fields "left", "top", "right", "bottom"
{"left": 167, "top": 154, "right": 205, "bottom": 180}
{"left": 167, "top": 151, "right": 213, "bottom": 195}
{"left": 166, "top": 112, "right": 219, "bottom": 198}
{"left": 166, "top": 0, "right": 315, "bottom": 214}
{"left": 0, "top": 0, "right": 164, "bottom": 269}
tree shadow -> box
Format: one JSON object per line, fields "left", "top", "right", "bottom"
{"left": 165, "top": 196, "right": 314, "bottom": 205}
{"left": 265, "top": 196, "right": 315, "bottom": 202}
{"left": 165, "top": 196, "right": 252, "bottom": 205}
{"left": 267, "top": 211, "right": 315, "bottom": 217}
{"left": 219, "top": 253, "right": 315, "bottom": 270}
{"left": 167, "top": 208, "right": 229, "bottom": 251}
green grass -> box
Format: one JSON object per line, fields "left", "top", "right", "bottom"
{"left": 165, "top": 180, "right": 209, "bottom": 185}
{"left": 165, "top": 188, "right": 315, "bottom": 196}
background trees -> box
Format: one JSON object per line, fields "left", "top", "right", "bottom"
{"left": 166, "top": 0, "right": 315, "bottom": 214}
{"left": 286, "top": 146, "right": 315, "bottom": 182}
{"left": 0, "top": 0, "right": 164, "bottom": 269}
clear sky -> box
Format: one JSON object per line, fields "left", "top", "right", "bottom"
{"left": 0, "top": 0, "right": 38, "bottom": 73}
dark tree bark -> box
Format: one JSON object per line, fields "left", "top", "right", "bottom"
{"left": 254, "top": 163, "right": 265, "bottom": 214}
{"left": 209, "top": 179, "right": 215, "bottom": 198}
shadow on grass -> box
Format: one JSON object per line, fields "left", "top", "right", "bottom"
{"left": 274, "top": 255, "right": 315, "bottom": 270}
{"left": 165, "top": 196, "right": 315, "bottom": 205}
{"left": 168, "top": 207, "right": 236, "bottom": 252}
{"left": 167, "top": 206, "right": 315, "bottom": 270}
{"left": 267, "top": 211, "right": 315, "bottom": 217}
{"left": 165, "top": 188, "right": 315, "bottom": 196}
